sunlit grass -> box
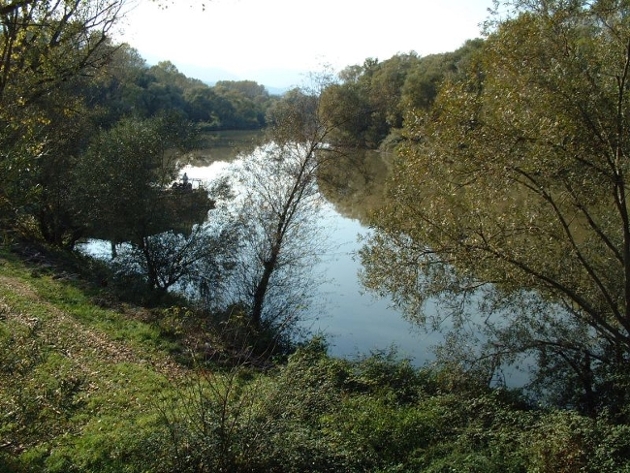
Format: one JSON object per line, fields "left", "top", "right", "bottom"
{"left": 0, "top": 253, "right": 185, "bottom": 471}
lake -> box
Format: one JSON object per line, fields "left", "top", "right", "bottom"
{"left": 181, "top": 132, "right": 443, "bottom": 365}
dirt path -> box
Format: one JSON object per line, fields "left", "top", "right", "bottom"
{"left": 0, "top": 275, "right": 187, "bottom": 380}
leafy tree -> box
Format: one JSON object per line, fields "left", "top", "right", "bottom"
{"left": 73, "top": 116, "right": 215, "bottom": 292}
{"left": 362, "top": 0, "right": 630, "bottom": 416}
{"left": 0, "top": 0, "right": 126, "bottom": 232}
{"left": 232, "top": 85, "right": 335, "bottom": 338}
{"left": 368, "top": 52, "right": 419, "bottom": 130}
{"left": 320, "top": 58, "right": 385, "bottom": 149}
{"left": 215, "top": 80, "right": 269, "bottom": 101}
{"left": 213, "top": 80, "right": 271, "bottom": 129}
{"left": 78, "top": 43, "right": 149, "bottom": 127}
{"left": 184, "top": 86, "right": 221, "bottom": 124}
{"left": 400, "top": 39, "right": 484, "bottom": 111}
{"left": 320, "top": 80, "right": 373, "bottom": 148}
{"left": 0, "top": 0, "right": 123, "bottom": 103}
{"left": 74, "top": 117, "right": 177, "bottom": 245}
{"left": 85, "top": 57, "right": 274, "bottom": 131}
{"left": 321, "top": 46, "right": 481, "bottom": 150}
{"left": 31, "top": 91, "right": 96, "bottom": 248}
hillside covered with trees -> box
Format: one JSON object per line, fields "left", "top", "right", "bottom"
{"left": 3, "top": 0, "right": 630, "bottom": 471}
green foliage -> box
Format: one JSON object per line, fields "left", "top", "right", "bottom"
{"left": 320, "top": 43, "right": 482, "bottom": 149}
{"left": 4, "top": 1, "right": 630, "bottom": 471}
{"left": 0, "top": 24, "right": 274, "bottom": 244}
{"left": 2, "top": 253, "right": 630, "bottom": 473}
{"left": 74, "top": 116, "right": 180, "bottom": 243}
{"left": 87, "top": 52, "right": 276, "bottom": 131}
{"left": 400, "top": 39, "right": 483, "bottom": 111}
{"left": 0, "top": 8, "right": 108, "bottom": 238}
{"left": 0, "top": 0, "right": 126, "bottom": 236}
{"left": 362, "top": 0, "right": 630, "bottom": 415}
{"left": 71, "top": 115, "right": 223, "bottom": 293}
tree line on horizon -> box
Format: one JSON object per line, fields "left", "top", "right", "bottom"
{"left": 0, "top": 0, "right": 481, "bottom": 329}
{"left": 0, "top": 0, "right": 479, "bottom": 251}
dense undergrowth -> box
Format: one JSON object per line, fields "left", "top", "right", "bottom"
{"left": 1, "top": 243, "right": 630, "bottom": 472}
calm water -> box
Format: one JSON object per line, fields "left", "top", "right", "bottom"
{"left": 305, "top": 204, "right": 443, "bottom": 363}
{"left": 81, "top": 132, "right": 528, "bottom": 383}
{"left": 182, "top": 141, "right": 442, "bottom": 365}
{"left": 177, "top": 134, "right": 532, "bottom": 385}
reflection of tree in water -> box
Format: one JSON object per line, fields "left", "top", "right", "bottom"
{"left": 185, "top": 130, "right": 266, "bottom": 167}
{"left": 317, "top": 149, "right": 392, "bottom": 223}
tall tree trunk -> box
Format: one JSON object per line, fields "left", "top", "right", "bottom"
{"left": 139, "top": 236, "right": 159, "bottom": 291}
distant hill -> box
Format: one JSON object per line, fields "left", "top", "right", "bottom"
{"left": 172, "top": 63, "right": 241, "bottom": 84}
{"left": 172, "top": 62, "right": 305, "bottom": 95}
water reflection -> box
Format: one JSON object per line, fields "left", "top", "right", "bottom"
{"left": 317, "top": 148, "right": 392, "bottom": 224}
{"left": 183, "top": 146, "right": 443, "bottom": 365}
{"left": 307, "top": 204, "right": 441, "bottom": 363}
{"left": 186, "top": 130, "right": 266, "bottom": 166}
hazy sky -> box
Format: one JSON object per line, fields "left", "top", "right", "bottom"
{"left": 117, "top": 0, "right": 493, "bottom": 87}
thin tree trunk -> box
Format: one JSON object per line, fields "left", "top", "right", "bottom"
{"left": 251, "top": 257, "right": 276, "bottom": 328}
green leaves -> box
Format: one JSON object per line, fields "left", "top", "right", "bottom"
{"left": 362, "top": 0, "right": 630, "bottom": 412}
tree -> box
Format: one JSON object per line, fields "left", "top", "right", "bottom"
{"left": 320, "top": 58, "right": 387, "bottom": 149}
{"left": 400, "top": 39, "right": 484, "bottom": 112}
{"left": 320, "top": 48, "right": 481, "bottom": 150}
{"left": 0, "top": 0, "right": 126, "bottom": 231}
{"left": 232, "top": 85, "right": 334, "bottom": 338}
{"left": 320, "top": 81, "right": 373, "bottom": 148}
{"left": 31, "top": 89, "right": 97, "bottom": 248}
{"left": 85, "top": 43, "right": 151, "bottom": 127}
{"left": 0, "top": 0, "right": 123, "bottom": 103}
{"left": 213, "top": 80, "right": 270, "bottom": 129}
{"left": 74, "top": 117, "right": 177, "bottom": 244}
{"left": 361, "top": 0, "right": 630, "bottom": 416}
{"left": 74, "top": 116, "right": 215, "bottom": 290}
{"left": 110, "top": 175, "right": 240, "bottom": 297}
{"left": 368, "top": 53, "right": 419, "bottom": 130}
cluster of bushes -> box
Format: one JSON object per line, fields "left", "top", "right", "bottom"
{"left": 1, "top": 237, "right": 629, "bottom": 472}
{"left": 3, "top": 293, "right": 630, "bottom": 473}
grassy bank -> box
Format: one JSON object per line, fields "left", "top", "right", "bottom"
{"left": 0, "top": 245, "right": 184, "bottom": 471}
{"left": 1, "top": 244, "right": 630, "bottom": 472}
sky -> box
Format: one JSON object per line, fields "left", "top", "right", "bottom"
{"left": 117, "top": 0, "right": 493, "bottom": 88}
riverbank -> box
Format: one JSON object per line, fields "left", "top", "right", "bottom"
{"left": 2, "top": 242, "right": 629, "bottom": 472}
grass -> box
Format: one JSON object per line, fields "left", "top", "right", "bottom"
{"left": 3, "top": 242, "right": 627, "bottom": 472}
{"left": 0, "top": 243, "right": 188, "bottom": 471}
